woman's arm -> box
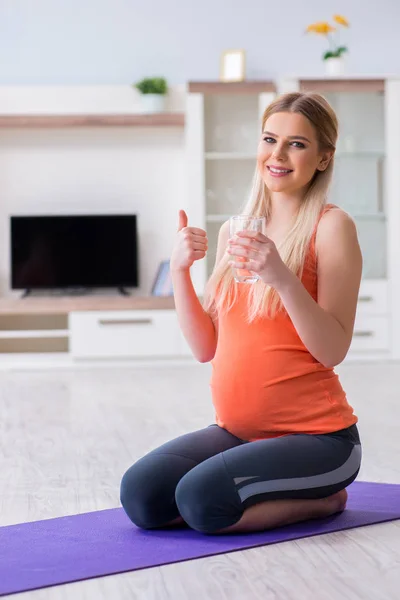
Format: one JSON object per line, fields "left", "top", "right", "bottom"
{"left": 276, "top": 209, "right": 363, "bottom": 368}
{"left": 171, "top": 269, "right": 216, "bottom": 362}
{"left": 172, "top": 220, "right": 230, "bottom": 362}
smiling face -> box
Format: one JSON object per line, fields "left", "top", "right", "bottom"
{"left": 257, "top": 111, "right": 333, "bottom": 196}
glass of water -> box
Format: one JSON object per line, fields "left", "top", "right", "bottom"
{"left": 229, "top": 215, "right": 265, "bottom": 283}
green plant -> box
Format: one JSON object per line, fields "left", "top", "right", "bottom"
{"left": 134, "top": 77, "right": 168, "bottom": 95}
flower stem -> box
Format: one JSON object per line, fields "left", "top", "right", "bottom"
{"left": 326, "top": 33, "right": 337, "bottom": 52}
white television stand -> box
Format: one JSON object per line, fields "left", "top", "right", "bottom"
{"left": 0, "top": 295, "right": 192, "bottom": 367}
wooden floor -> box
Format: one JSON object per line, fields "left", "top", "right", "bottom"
{"left": 1, "top": 360, "right": 400, "bottom": 599}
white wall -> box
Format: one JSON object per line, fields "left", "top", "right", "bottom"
{"left": 0, "top": 87, "right": 186, "bottom": 297}
{"left": 0, "top": 0, "right": 399, "bottom": 84}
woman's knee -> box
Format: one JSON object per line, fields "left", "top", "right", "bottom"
{"left": 120, "top": 453, "right": 176, "bottom": 529}
{"left": 120, "top": 450, "right": 199, "bottom": 529}
{"left": 175, "top": 455, "right": 243, "bottom": 534}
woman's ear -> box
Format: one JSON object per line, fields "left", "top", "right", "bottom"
{"left": 317, "top": 151, "right": 334, "bottom": 172}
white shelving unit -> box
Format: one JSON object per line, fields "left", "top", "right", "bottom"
{"left": 186, "top": 81, "right": 276, "bottom": 291}
{"left": 277, "top": 77, "right": 400, "bottom": 361}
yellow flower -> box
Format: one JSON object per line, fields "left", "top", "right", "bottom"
{"left": 306, "top": 21, "right": 336, "bottom": 35}
{"left": 333, "top": 14, "right": 349, "bottom": 27}
{"left": 305, "top": 15, "right": 349, "bottom": 61}
{"left": 318, "top": 22, "right": 336, "bottom": 34}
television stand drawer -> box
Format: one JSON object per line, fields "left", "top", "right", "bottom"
{"left": 349, "top": 315, "right": 390, "bottom": 352}
{"left": 69, "top": 309, "right": 182, "bottom": 358}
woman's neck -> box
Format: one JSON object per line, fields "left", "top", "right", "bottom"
{"left": 268, "top": 192, "right": 302, "bottom": 228}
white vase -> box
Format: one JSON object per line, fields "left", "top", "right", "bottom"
{"left": 324, "top": 57, "right": 345, "bottom": 77}
{"left": 140, "top": 94, "right": 166, "bottom": 114}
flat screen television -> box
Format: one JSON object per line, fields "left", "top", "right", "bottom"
{"left": 10, "top": 214, "right": 139, "bottom": 292}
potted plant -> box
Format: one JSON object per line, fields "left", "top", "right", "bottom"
{"left": 305, "top": 15, "right": 350, "bottom": 76}
{"left": 134, "top": 77, "right": 168, "bottom": 113}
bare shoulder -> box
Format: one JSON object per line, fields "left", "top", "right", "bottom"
{"left": 315, "top": 206, "right": 363, "bottom": 293}
{"left": 315, "top": 207, "right": 360, "bottom": 253}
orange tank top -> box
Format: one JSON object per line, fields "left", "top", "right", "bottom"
{"left": 210, "top": 204, "right": 358, "bottom": 441}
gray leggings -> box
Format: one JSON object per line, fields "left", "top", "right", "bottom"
{"left": 120, "top": 423, "right": 361, "bottom": 534}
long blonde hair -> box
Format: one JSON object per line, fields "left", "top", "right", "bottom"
{"left": 203, "top": 91, "right": 338, "bottom": 322}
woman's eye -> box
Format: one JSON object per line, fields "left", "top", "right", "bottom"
{"left": 262, "top": 137, "right": 305, "bottom": 148}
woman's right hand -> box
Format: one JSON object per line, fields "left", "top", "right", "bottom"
{"left": 170, "top": 210, "right": 208, "bottom": 272}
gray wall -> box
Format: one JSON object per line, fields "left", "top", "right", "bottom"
{"left": 1, "top": 0, "right": 399, "bottom": 84}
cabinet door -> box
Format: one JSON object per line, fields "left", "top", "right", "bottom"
{"left": 322, "top": 88, "right": 386, "bottom": 279}
{"left": 203, "top": 91, "right": 275, "bottom": 278}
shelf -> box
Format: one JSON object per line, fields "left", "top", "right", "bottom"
{"left": 206, "top": 213, "right": 386, "bottom": 224}
{"left": 205, "top": 152, "right": 257, "bottom": 160}
{"left": 207, "top": 214, "right": 231, "bottom": 223}
{"left": 0, "top": 295, "right": 176, "bottom": 315}
{"left": 336, "top": 152, "right": 385, "bottom": 159}
{"left": 299, "top": 79, "right": 385, "bottom": 93}
{"left": 188, "top": 81, "right": 276, "bottom": 94}
{"left": 0, "top": 329, "right": 69, "bottom": 339}
{"left": 205, "top": 151, "right": 384, "bottom": 161}
{"left": 0, "top": 113, "right": 185, "bottom": 128}
{"left": 351, "top": 213, "right": 386, "bottom": 220}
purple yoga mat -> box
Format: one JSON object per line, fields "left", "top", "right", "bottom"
{"left": 1, "top": 481, "right": 400, "bottom": 597}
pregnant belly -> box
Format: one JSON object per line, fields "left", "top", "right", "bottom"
{"left": 210, "top": 361, "right": 345, "bottom": 440}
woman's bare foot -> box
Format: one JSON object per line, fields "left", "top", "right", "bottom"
{"left": 320, "top": 489, "right": 348, "bottom": 516}
{"left": 217, "top": 489, "right": 349, "bottom": 534}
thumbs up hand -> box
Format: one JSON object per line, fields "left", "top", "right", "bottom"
{"left": 177, "top": 209, "right": 188, "bottom": 232}
{"left": 170, "top": 210, "right": 208, "bottom": 272}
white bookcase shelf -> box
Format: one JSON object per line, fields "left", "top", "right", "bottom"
{"left": 0, "top": 295, "right": 175, "bottom": 314}
{"left": 186, "top": 80, "right": 276, "bottom": 288}
{"left": 0, "top": 113, "right": 185, "bottom": 128}
{"left": 205, "top": 152, "right": 257, "bottom": 160}
{"left": 206, "top": 214, "right": 231, "bottom": 223}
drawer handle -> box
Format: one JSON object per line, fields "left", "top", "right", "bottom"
{"left": 358, "top": 295, "right": 373, "bottom": 303}
{"left": 353, "top": 331, "right": 374, "bottom": 337}
{"left": 98, "top": 319, "right": 153, "bottom": 326}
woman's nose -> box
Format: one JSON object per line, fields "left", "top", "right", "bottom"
{"left": 271, "top": 144, "right": 287, "bottom": 160}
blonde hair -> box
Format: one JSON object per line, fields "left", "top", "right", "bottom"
{"left": 203, "top": 91, "right": 338, "bottom": 322}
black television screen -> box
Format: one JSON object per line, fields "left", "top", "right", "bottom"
{"left": 10, "top": 215, "right": 138, "bottom": 290}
